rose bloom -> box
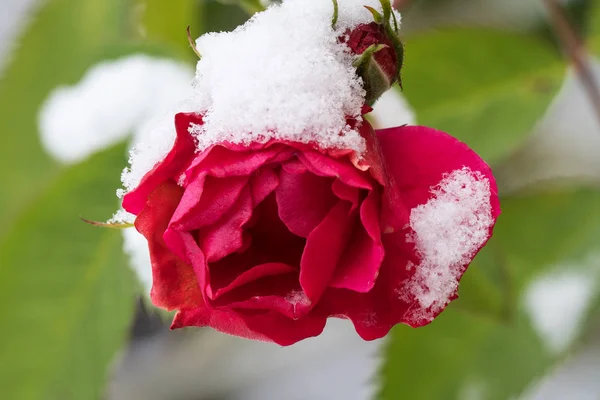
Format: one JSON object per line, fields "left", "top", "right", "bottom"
{"left": 122, "top": 110, "right": 500, "bottom": 345}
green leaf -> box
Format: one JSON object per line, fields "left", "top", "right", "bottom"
{"left": 215, "top": 0, "right": 267, "bottom": 15}
{"left": 590, "top": 0, "right": 600, "bottom": 53}
{"left": 204, "top": 0, "right": 250, "bottom": 32}
{"left": 402, "top": 29, "right": 565, "bottom": 163}
{"left": 0, "top": 145, "right": 136, "bottom": 400}
{"left": 136, "top": 0, "right": 202, "bottom": 59}
{"left": 0, "top": 0, "right": 129, "bottom": 237}
{"left": 379, "top": 309, "right": 551, "bottom": 400}
{"left": 493, "top": 189, "right": 600, "bottom": 290}
{"left": 380, "top": 187, "right": 600, "bottom": 400}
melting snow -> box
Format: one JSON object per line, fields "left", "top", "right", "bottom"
{"left": 118, "top": 0, "right": 401, "bottom": 195}
{"left": 38, "top": 54, "right": 193, "bottom": 164}
{"left": 404, "top": 167, "right": 493, "bottom": 319}
{"left": 185, "top": 0, "right": 399, "bottom": 154}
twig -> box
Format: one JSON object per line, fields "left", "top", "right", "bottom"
{"left": 186, "top": 26, "right": 201, "bottom": 59}
{"left": 543, "top": 0, "right": 600, "bottom": 128}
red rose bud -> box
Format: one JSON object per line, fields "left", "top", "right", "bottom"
{"left": 342, "top": 5, "right": 404, "bottom": 105}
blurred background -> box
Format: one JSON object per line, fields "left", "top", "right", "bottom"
{"left": 1, "top": 0, "right": 600, "bottom": 399}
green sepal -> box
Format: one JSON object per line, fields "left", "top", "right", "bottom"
{"left": 332, "top": 0, "right": 339, "bottom": 29}
{"left": 353, "top": 44, "right": 394, "bottom": 105}
{"left": 364, "top": 6, "right": 384, "bottom": 24}
{"left": 378, "top": 0, "right": 392, "bottom": 28}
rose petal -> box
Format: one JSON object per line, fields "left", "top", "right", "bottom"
{"left": 172, "top": 305, "right": 327, "bottom": 346}
{"left": 298, "top": 150, "right": 373, "bottom": 190}
{"left": 275, "top": 169, "right": 337, "bottom": 237}
{"left": 376, "top": 126, "right": 500, "bottom": 215}
{"left": 171, "top": 175, "right": 249, "bottom": 231}
{"left": 123, "top": 113, "right": 200, "bottom": 214}
{"left": 198, "top": 187, "right": 254, "bottom": 262}
{"left": 330, "top": 191, "right": 384, "bottom": 292}
{"left": 210, "top": 262, "right": 296, "bottom": 299}
{"left": 300, "top": 201, "right": 355, "bottom": 302}
{"left": 316, "top": 126, "right": 500, "bottom": 340}
{"left": 250, "top": 167, "right": 280, "bottom": 206}
{"left": 185, "top": 142, "right": 293, "bottom": 181}
{"left": 214, "top": 273, "right": 310, "bottom": 319}
{"left": 331, "top": 179, "right": 360, "bottom": 210}
{"left": 135, "top": 182, "right": 203, "bottom": 310}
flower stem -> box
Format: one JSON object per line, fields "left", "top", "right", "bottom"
{"left": 543, "top": 0, "right": 600, "bottom": 129}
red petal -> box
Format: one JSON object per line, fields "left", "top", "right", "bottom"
{"left": 331, "top": 179, "right": 360, "bottom": 210}
{"left": 298, "top": 150, "right": 373, "bottom": 190}
{"left": 171, "top": 175, "right": 249, "bottom": 231}
{"left": 376, "top": 126, "right": 499, "bottom": 215}
{"left": 134, "top": 182, "right": 203, "bottom": 311}
{"left": 185, "top": 142, "right": 293, "bottom": 181}
{"left": 172, "top": 306, "right": 327, "bottom": 346}
{"left": 211, "top": 262, "right": 296, "bottom": 299}
{"left": 123, "top": 113, "right": 200, "bottom": 215}
{"left": 316, "top": 126, "right": 500, "bottom": 339}
{"left": 330, "top": 191, "right": 384, "bottom": 292}
{"left": 198, "top": 187, "right": 254, "bottom": 263}
{"left": 300, "top": 201, "right": 354, "bottom": 302}
{"left": 275, "top": 169, "right": 337, "bottom": 238}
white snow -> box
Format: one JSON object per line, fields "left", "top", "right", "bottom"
{"left": 523, "top": 257, "right": 600, "bottom": 355}
{"left": 122, "top": 227, "right": 153, "bottom": 292}
{"left": 118, "top": 0, "right": 403, "bottom": 196}
{"left": 108, "top": 209, "right": 136, "bottom": 225}
{"left": 119, "top": 110, "right": 184, "bottom": 195}
{"left": 38, "top": 54, "right": 193, "bottom": 164}
{"left": 185, "top": 0, "right": 397, "bottom": 154}
{"left": 36, "top": 54, "right": 194, "bottom": 291}
{"left": 369, "top": 86, "right": 416, "bottom": 128}
{"left": 403, "top": 167, "right": 493, "bottom": 319}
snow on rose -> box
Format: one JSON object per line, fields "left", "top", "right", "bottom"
{"left": 112, "top": 0, "right": 500, "bottom": 345}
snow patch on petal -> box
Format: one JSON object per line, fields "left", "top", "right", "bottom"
{"left": 38, "top": 54, "right": 193, "bottom": 164}
{"left": 186, "top": 0, "right": 397, "bottom": 154}
{"left": 523, "top": 256, "right": 600, "bottom": 355}
{"left": 403, "top": 167, "right": 493, "bottom": 320}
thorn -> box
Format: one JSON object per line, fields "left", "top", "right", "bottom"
{"left": 186, "top": 26, "right": 201, "bottom": 59}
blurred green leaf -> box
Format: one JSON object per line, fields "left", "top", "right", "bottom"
{"left": 0, "top": 0, "right": 129, "bottom": 237}
{"left": 0, "top": 145, "right": 135, "bottom": 400}
{"left": 204, "top": 0, "right": 250, "bottom": 32}
{"left": 402, "top": 29, "right": 565, "bottom": 163}
{"left": 590, "top": 0, "right": 600, "bottom": 52}
{"left": 380, "top": 187, "right": 600, "bottom": 400}
{"left": 136, "top": 0, "right": 202, "bottom": 59}
{"left": 380, "top": 309, "right": 551, "bottom": 400}
{"left": 216, "top": 0, "right": 267, "bottom": 15}
{"left": 492, "top": 189, "right": 600, "bottom": 293}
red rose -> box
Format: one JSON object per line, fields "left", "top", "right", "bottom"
{"left": 122, "top": 112, "right": 500, "bottom": 345}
